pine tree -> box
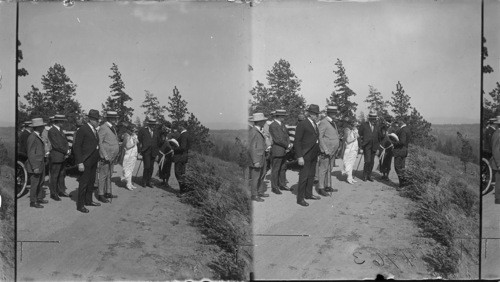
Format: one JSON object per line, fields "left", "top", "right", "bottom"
{"left": 365, "top": 85, "right": 389, "bottom": 117}
{"left": 457, "top": 131, "right": 474, "bottom": 173}
{"left": 167, "top": 86, "right": 189, "bottom": 129}
{"left": 17, "top": 40, "right": 28, "bottom": 78}
{"left": 134, "top": 116, "right": 142, "bottom": 128}
{"left": 249, "top": 59, "right": 306, "bottom": 124}
{"left": 185, "top": 112, "right": 212, "bottom": 153}
{"left": 141, "top": 90, "right": 167, "bottom": 123}
{"left": 483, "top": 37, "right": 494, "bottom": 74}
{"left": 358, "top": 111, "right": 366, "bottom": 123}
{"left": 328, "top": 58, "right": 357, "bottom": 123}
{"left": 389, "top": 81, "right": 411, "bottom": 122}
{"left": 407, "top": 107, "right": 435, "bottom": 148}
{"left": 483, "top": 82, "right": 500, "bottom": 124}
{"left": 102, "top": 63, "right": 134, "bottom": 124}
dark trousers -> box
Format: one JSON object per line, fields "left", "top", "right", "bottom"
{"left": 29, "top": 167, "right": 45, "bottom": 203}
{"left": 249, "top": 166, "right": 266, "bottom": 196}
{"left": 142, "top": 150, "right": 154, "bottom": 184}
{"left": 77, "top": 161, "right": 97, "bottom": 209}
{"left": 175, "top": 161, "right": 187, "bottom": 192}
{"left": 363, "top": 148, "right": 377, "bottom": 178}
{"left": 271, "top": 156, "right": 287, "bottom": 189}
{"left": 297, "top": 144, "right": 319, "bottom": 202}
{"left": 495, "top": 171, "right": 500, "bottom": 200}
{"left": 394, "top": 156, "right": 407, "bottom": 186}
{"left": 49, "top": 162, "right": 66, "bottom": 196}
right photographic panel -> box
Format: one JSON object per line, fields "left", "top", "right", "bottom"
{"left": 249, "top": 0, "right": 481, "bottom": 280}
{"left": 482, "top": 0, "right": 500, "bottom": 279}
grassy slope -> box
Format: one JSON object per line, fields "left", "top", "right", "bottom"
{"left": 0, "top": 165, "right": 15, "bottom": 281}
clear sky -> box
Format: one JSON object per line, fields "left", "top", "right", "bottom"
{"left": 484, "top": 0, "right": 500, "bottom": 95}
{"left": 18, "top": 1, "right": 251, "bottom": 130}
{"left": 250, "top": 0, "right": 481, "bottom": 124}
{"left": 0, "top": 3, "right": 16, "bottom": 127}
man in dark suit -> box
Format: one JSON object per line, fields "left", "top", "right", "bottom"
{"left": 173, "top": 124, "right": 192, "bottom": 195}
{"left": 19, "top": 121, "right": 32, "bottom": 157}
{"left": 358, "top": 110, "right": 383, "bottom": 181}
{"left": 393, "top": 118, "right": 411, "bottom": 189}
{"left": 138, "top": 118, "right": 160, "bottom": 188}
{"left": 48, "top": 114, "right": 71, "bottom": 201}
{"left": 484, "top": 118, "right": 497, "bottom": 160}
{"left": 26, "top": 118, "right": 48, "bottom": 208}
{"left": 294, "top": 104, "right": 321, "bottom": 207}
{"left": 269, "top": 109, "right": 292, "bottom": 194}
{"left": 73, "top": 109, "right": 101, "bottom": 213}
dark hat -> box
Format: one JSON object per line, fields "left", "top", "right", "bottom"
{"left": 52, "top": 114, "right": 67, "bottom": 121}
{"left": 274, "top": 109, "right": 287, "bottom": 116}
{"left": 306, "top": 104, "right": 320, "bottom": 115}
{"left": 87, "top": 109, "right": 100, "bottom": 120}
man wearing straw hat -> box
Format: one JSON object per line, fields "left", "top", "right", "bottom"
{"left": 269, "top": 109, "right": 292, "bottom": 194}
{"left": 248, "top": 112, "right": 269, "bottom": 202}
{"left": 97, "top": 111, "right": 120, "bottom": 201}
{"left": 73, "top": 109, "right": 101, "bottom": 213}
{"left": 294, "top": 104, "right": 322, "bottom": 207}
{"left": 26, "top": 118, "right": 49, "bottom": 208}
{"left": 489, "top": 116, "right": 500, "bottom": 204}
{"left": 393, "top": 118, "right": 410, "bottom": 189}
{"left": 138, "top": 117, "right": 160, "bottom": 188}
{"left": 317, "top": 105, "right": 340, "bottom": 196}
{"left": 48, "top": 114, "right": 71, "bottom": 201}
{"left": 358, "top": 109, "right": 383, "bottom": 182}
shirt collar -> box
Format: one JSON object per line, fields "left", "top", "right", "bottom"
{"left": 326, "top": 116, "right": 333, "bottom": 123}
{"left": 274, "top": 119, "right": 282, "bottom": 125}
{"left": 180, "top": 129, "right": 187, "bottom": 134}
{"left": 106, "top": 121, "right": 113, "bottom": 128}
{"left": 54, "top": 124, "right": 61, "bottom": 131}
{"left": 254, "top": 124, "right": 262, "bottom": 131}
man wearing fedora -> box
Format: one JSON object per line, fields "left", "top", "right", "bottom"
{"left": 97, "top": 111, "right": 120, "bottom": 201}
{"left": 393, "top": 118, "right": 411, "bottom": 189}
{"left": 73, "top": 109, "right": 102, "bottom": 213}
{"left": 138, "top": 117, "right": 160, "bottom": 188}
{"left": 48, "top": 114, "right": 71, "bottom": 201}
{"left": 26, "top": 118, "right": 49, "bottom": 208}
{"left": 484, "top": 117, "right": 497, "bottom": 160}
{"left": 294, "top": 104, "right": 322, "bottom": 206}
{"left": 18, "top": 120, "right": 32, "bottom": 157}
{"left": 173, "top": 124, "right": 192, "bottom": 195}
{"left": 269, "top": 109, "right": 292, "bottom": 194}
{"left": 317, "top": 105, "right": 340, "bottom": 196}
{"left": 489, "top": 116, "right": 500, "bottom": 204}
{"left": 358, "top": 110, "right": 383, "bottom": 182}
{"left": 248, "top": 113, "right": 269, "bottom": 202}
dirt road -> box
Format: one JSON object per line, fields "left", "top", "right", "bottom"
{"left": 253, "top": 156, "right": 436, "bottom": 280}
{"left": 17, "top": 162, "right": 216, "bottom": 281}
{"left": 482, "top": 190, "right": 500, "bottom": 279}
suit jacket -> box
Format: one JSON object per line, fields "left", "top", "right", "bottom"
{"left": 484, "top": 125, "right": 496, "bottom": 153}
{"left": 294, "top": 118, "right": 319, "bottom": 159}
{"left": 19, "top": 129, "right": 31, "bottom": 156}
{"left": 26, "top": 132, "right": 45, "bottom": 173}
{"left": 262, "top": 121, "right": 273, "bottom": 148}
{"left": 318, "top": 117, "right": 340, "bottom": 156}
{"left": 358, "top": 121, "right": 382, "bottom": 151}
{"left": 393, "top": 125, "right": 410, "bottom": 158}
{"left": 48, "top": 126, "right": 69, "bottom": 163}
{"left": 173, "top": 131, "right": 191, "bottom": 163}
{"left": 137, "top": 126, "right": 160, "bottom": 158}
{"left": 491, "top": 129, "right": 500, "bottom": 170}
{"left": 98, "top": 122, "right": 120, "bottom": 162}
{"left": 41, "top": 126, "right": 52, "bottom": 156}
{"left": 248, "top": 126, "right": 266, "bottom": 167}
{"left": 73, "top": 123, "right": 100, "bottom": 166}
{"left": 269, "top": 120, "right": 290, "bottom": 157}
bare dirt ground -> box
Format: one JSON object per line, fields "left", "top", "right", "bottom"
{"left": 17, "top": 162, "right": 217, "bottom": 281}
{"left": 482, "top": 190, "right": 500, "bottom": 279}
{"left": 0, "top": 165, "right": 15, "bottom": 282}
{"left": 253, "top": 156, "right": 438, "bottom": 280}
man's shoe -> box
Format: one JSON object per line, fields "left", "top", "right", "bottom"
{"left": 96, "top": 195, "right": 110, "bottom": 203}
{"left": 85, "top": 201, "right": 101, "bottom": 207}
{"left": 58, "top": 192, "right": 70, "bottom": 197}
{"left": 279, "top": 186, "right": 291, "bottom": 191}
{"left": 367, "top": 177, "right": 374, "bottom": 182}
{"left": 77, "top": 207, "right": 89, "bottom": 213}
{"left": 362, "top": 176, "right": 367, "bottom": 182}
{"left": 37, "top": 199, "right": 49, "bottom": 204}
{"left": 251, "top": 196, "right": 264, "bottom": 202}
{"left": 271, "top": 188, "right": 282, "bottom": 195}
{"left": 324, "top": 187, "right": 334, "bottom": 192}
{"left": 30, "top": 202, "right": 43, "bottom": 208}
{"left": 305, "top": 195, "right": 321, "bottom": 200}
{"left": 104, "top": 193, "right": 118, "bottom": 199}
{"left": 297, "top": 200, "right": 309, "bottom": 207}
{"left": 145, "top": 182, "right": 153, "bottom": 188}
{"left": 50, "top": 194, "right": 61, "bottom": 201}
{"left": 258, "top": 193, "right": 270, "bottom": 197}
{"left": 318, "top": 189, "right": 329, "bottom": 197}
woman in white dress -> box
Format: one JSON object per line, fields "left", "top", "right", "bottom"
{"left": 121, "top": 124, "right": 139, "bottom": 190}
{"left": 342, "top": 119, "right": 360, "bottom": 184}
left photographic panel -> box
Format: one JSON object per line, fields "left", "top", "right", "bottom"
{"left": 0, "top": 2, "right": 17, "bottom": 282}
{"left": 16, "top": 1, "right": 252, "bottom": 281}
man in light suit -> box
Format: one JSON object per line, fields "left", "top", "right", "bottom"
{"left": 138, "top": 118, "right": 160, "bottom": 188}
{"left": 97, "top": 111, "right": 120, "bottom": 201}
{"left": 294, "top": 104, "right": 321, "bottom": 207}
{"left": 248, "top": 113, "right": 268, "bottom": 202}
{"left": 393, "top": 118, "right": 411, "bottom": 189}
{"left": 317, "top": 105, "right": 340, "bottom": 196}
{"left": 173, "top": 124, "right": 192, "bottom": 195}
{"left": 269, "top": 109, "right": 292, "bottom": 194}
{"left": 358, "top": 110, "right": 383, "bottom": 182}
{"left": 73, "top": 109, "right": 101, "bottom": 213}
{"left": 48, "top": 114, "right": 71, "bottom": 201}
{"left": 26, "top": 118, "right": 48, "bottom": 208}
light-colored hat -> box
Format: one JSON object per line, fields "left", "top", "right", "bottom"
{"left": 388, "top": 133, "right": 399, "bottom": 142}
{"left": 23, "top": 121, "right": 32, "bottom": 126}
{"left": 489, "top": 117, "right": 497, "bottom": 124}
{"left": 31, "top": 118, "right": 46, "bottom": 128}
{"left": 326, "top": 105, "right": 338, "bottom": 114}
{"left": 146, "top": 117, "right": 158, "bottom": 124}
{"left": 270, "top": 110, "right": 276, "bottom": 116}
{"left": 493, "top": 116, "right": 500, "bottom": 124}
{"left": 368, "top": 110, "right": 378, "bottom": 119}
{"left": 105, "top": 111, "right": 119, "bottom": 118}
{"left": 252, "top": 112, "right": 267, "bottom": 122}
{"left": 248, "top": 115, "right": 254, "bottom": 122}
{"left": 52, "top": 114, "right": 67, "bottom": 121}
{"left": 274, "top": 109, "right": 287, "bottom": 116}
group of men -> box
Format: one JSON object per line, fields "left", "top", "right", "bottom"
{"left": 484, "top": 116, "right": 500, "bottom": 204}
{"left": 248, "top": 104, "right": 410, "bottom": 207}
{"left": 19, "top": 109, "right": 191, "bottom": 213}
